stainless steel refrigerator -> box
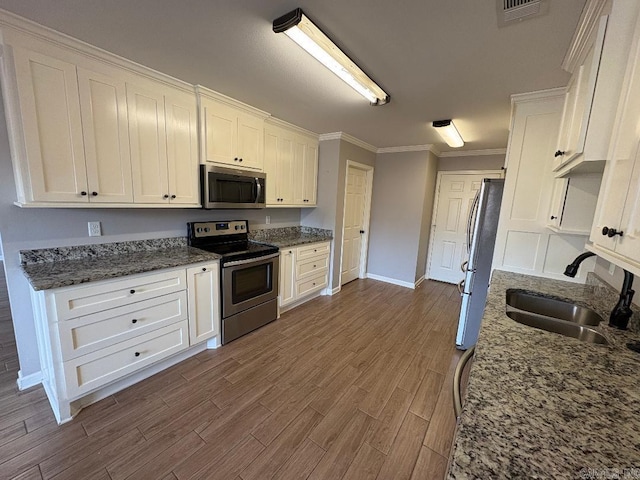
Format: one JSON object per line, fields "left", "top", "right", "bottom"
{"left": 456, "top": 178, "right": 505, "bottom": 350}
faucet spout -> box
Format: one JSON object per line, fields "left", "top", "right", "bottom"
{"left": 609, "top": 269, "right": 635, "bottom": 330}
{"left": 563, "top": 252, "right": 596, "bottom": 278}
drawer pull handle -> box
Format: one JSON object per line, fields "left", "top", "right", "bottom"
{"left": 314, "top": 249, "right": 317, "bottom": 252}
{"left": 202, "top": 267, "right": 207, "bottom": 271}
{"left": 131, "top": 319, "right": 138, "bottom": 324}
{"left": 313, "top": 282, "right": 316, "bottom": 286}
{"left": 313, "top": 264, "right": 317, "bottom": 268}
{"left": 130, "top": 289, "right": 136, "bottom": 294}
{"left": 134, "top": 352, "right": 141, "bottom": 357}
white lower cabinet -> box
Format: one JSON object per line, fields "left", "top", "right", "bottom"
{"left": 31, "top": 262, "right": 220, "bottom": 424}
{"left": 279, "top": 241, "right": 330, "bottom": 309}
{"left": 186, "top": 263, "right": 221, "bottom": 345}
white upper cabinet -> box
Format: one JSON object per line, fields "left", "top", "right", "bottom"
{"left": 555, "top": 2, "right": 640, "bottom": 176}
{"left": 77, "top": 65, "right": 133, "bottom": 203}
{"left": 198, "top": 87, "right": 267, "bottom": 172}
{"left": 553, "top": 16, "right": 606, "bottom": 172}
{"left": 589, "top": 9, "right": 640, "bottom": 275}
{"left": 0, "top": 24, "right": 199, "bottom": 208}
{"left": 128, "top": 81, "right": 199, "bottom": 205}
{"left": 10, "top": 46, "right": 88, "bottom": 203}
{"left": 264, "top": 119, "right": 319, "bottom": 208}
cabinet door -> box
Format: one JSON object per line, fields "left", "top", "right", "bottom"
{"left": 279, "top": 250, "right": 296, "bottom": 307}
{"left": 278, "top": 135, "right": 294, "bottom": 204}
{"left": 616, "top": 154, "right": 640, "bottom": 263}
{"left": 237, "top": 111, "right": 264, "bottom": 171}
{"left": 77, "top": 67, "right": 133, "bottom": 203}
{"left": 127, "top": 82, "right": 169, "bottom": 204}
{"left": 165, "top": 90, "right": 199, "bottom": 205}
{"left": 202, "top": 99, "right": 237, "bottom": 166}
{"left": 264, "top": 129, "right": 279, "bottom": 205}
{"left": 547, "top": 178, "right": 568, "bottom": 229}
{"left": 303, "top": 141, "right": 318, "bottom": 205}
{"left": 12, "top": 47, "right": 88, "bottom": 202}
{"left": 187, "top": 263, "right": 220, "bottom": 345}
{"left": 292, "top": 140, "right": 306, "bottom": 205}
{"left": 554, "top": 16, "right": 607, "bottom": 170}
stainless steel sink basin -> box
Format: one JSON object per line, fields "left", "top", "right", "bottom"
{"left": 506, "top": 290, "right": 603, "bottom": 326}
{"left": 506, "top": 310, "right": 609, "bottom": 345}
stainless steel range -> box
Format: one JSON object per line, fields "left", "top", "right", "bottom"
{"left": 187, "top": 220, "right": 279, "bottom": 344}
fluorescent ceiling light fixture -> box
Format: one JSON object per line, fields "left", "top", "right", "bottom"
{"left": 273, "top": 8, "right": 390, "bottom": 106}
{"left": 432, "top": 120, "right": 464, "bottom": 148}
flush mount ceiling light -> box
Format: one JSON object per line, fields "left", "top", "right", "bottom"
{"left": 273, "top": 8, "right": 390, "bottom": 106}
{"left": 432, "top": 120, "right": 464, "bottom": 148}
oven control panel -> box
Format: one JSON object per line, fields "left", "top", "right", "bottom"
{"left": 190, "top": 220, "right": 248, "bottom": 237}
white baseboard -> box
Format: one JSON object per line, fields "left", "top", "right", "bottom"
{"left": 17, "top": 370, "right": 42, "bottom": 390}
{"left": 366, "top": 273, "right": 416, "bottom": 289}
{"left": 323, "top": 285, "right": 341, "bottom": 296}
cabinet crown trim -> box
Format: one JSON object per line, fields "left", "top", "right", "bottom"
{"left": 196, "top": 85, "right": 269, "bottom": 119}
{"left": 510, "top": 87, "right": 566, "bottom": 105}
{"left": 318, "top": 132, "right": 377, "bottom": 153}
{"left": 0, "top": 8, "right": 194, "bottom": 94}
{"left": 265, "top": 116, "right": 318, "bottom": 140}
{"left": 562, "top": 1, "right": 608, "bottom": 73}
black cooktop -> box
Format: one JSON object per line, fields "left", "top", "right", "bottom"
{"left": 188, "top": 220, "right": 279, "bottom": 265}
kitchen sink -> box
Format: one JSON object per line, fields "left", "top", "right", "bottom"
{"left": 506, "top": 310, "right": 609, "bottom": 345}
{"left": 506, "top": 290, "right": 603, "bottom": 326}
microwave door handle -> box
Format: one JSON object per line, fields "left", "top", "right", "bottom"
{"left": 255, "top": 178, "right": 262, "bottom": 204}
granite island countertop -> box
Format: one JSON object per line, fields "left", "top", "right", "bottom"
{"left": 249, "top": 226, "right": 333, "bottom": 248}
{"left": 448, "top": 270, "right": 640, "bottom": 479}
{"left": 21, "top": 238, "right": 221, "bottom": 291}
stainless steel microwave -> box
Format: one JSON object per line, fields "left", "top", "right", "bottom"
{"left": 201, "top": 165, "right": 266, "bottom": 209}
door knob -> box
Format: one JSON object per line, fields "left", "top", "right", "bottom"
{"left": 359, "top": 230, "right": 365, "bottom": 234}
{"left": 550, "top": 215, "right": 557, "bottom": 220}
{"left": 554, "top": 150, "right": 565, "bottom": 157}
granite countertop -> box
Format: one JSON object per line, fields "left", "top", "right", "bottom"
{"left": 21, "top": 239, "right": 221, "bottom": 291}
{"left": 448, "top": 270, "right": 640, "bottom": 479}
{"left": 249, "top": 226, "right": 333, "bottom": 249}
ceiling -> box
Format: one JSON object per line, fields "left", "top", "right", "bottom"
{"left": 0, "top": 0, "right": 586, "bottom": 152}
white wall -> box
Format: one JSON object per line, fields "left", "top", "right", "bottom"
{"left": 301, "top": 138, "right": 375, "bottom": 290}
{"left": 367, "top": 150, "right": 438, "bottom": 284}
{"left": 0, "top": 95, "right": 301, "bottom": 379}
{"left": 437, "top": 154, "right": 505, "bottom": 171}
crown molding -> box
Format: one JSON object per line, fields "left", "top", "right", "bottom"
{"left": 438, "top": 148, "right": 507, "bottom": 158}
{"left": 318, "top": 132, "right": 378, "bottom": 153}
{"left": 0, "top": 8, "right": 194, "bottom": 93}
{"left": 562, "top": 0, "right": 608, "bottom": 73}
{"left": 511, "top": 87, "right": 566, "bottom": 105}
{"left": 376, "top": 144, "right": 440, "bottom": 156}
{"left": 265, "top": 116, "right": 319, "bottom": 139}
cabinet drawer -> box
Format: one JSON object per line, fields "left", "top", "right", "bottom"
{"left": 53, "top": 269, "right": 187, "bottom": 321}
{"left": 296, "top": 242, "right": 330, "bottom": 260}
{"left": 296, "top": 255, "right": 329, "bottom": 280}
{"left": 63, "top": 320, "right": 189, "bottom": 398}
{"left": 58, "top": 291, "right": 187, "bottom": 361}
{"left": 295, "top": 272, "right": 328, "bottom": 298}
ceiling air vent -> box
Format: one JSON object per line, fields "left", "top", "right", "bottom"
{"left": 497, "top": 0, "right": 548, "bottom": 27}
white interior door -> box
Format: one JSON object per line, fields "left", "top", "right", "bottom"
{"left": 428, "top": 172, "right": 501, "bottom": 284}
{"left": 341, "top": 164, "right": 371, "bottom": 285}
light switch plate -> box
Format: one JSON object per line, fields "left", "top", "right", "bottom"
{"left": 88, "top": 221, "right": 102, "bottom": 237}
{"left": 265, "top": 216, "right": 271, "bottom": 225}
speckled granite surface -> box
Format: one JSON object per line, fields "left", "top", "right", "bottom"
{"left": 21, "top": 240, "right": 220, "bottom": 291}
{"left": 249, "top": 226, "right": 332, "bottom": 248}
{"left": 448, "top": 270, "right": 640, "bottom": 479}
{"left": 20, "top": 237, "right": 187, "bottom": 265}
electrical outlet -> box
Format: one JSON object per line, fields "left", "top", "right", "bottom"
{"left": 88, "top": 221, "right": 102, "bottom": 237}
{"left": 609, "top": 262, "right": 616, "bottom": 275}
{"left": 265, "top": 215, "right": 271, "bottom": 225}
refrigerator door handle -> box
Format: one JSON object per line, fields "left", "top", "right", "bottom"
{"left": 467, "top": 190, "right": 481, "bottom": 254}
{"left": 457, "top": 279, "right": 466, "bottom": 296}
{"left": 461, "top": 260, "right": 468, "bottom": 273}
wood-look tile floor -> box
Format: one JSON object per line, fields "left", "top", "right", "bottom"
{"left": 0, "top": 266, "right": 463, "bottom": 480}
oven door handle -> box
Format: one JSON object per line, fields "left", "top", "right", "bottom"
{"left": 223, "top": 252, "right": 280, "bottom": 267}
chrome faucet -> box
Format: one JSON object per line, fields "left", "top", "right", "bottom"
{"left": 564, "top": 252, "right": 635, "bottom": 330}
